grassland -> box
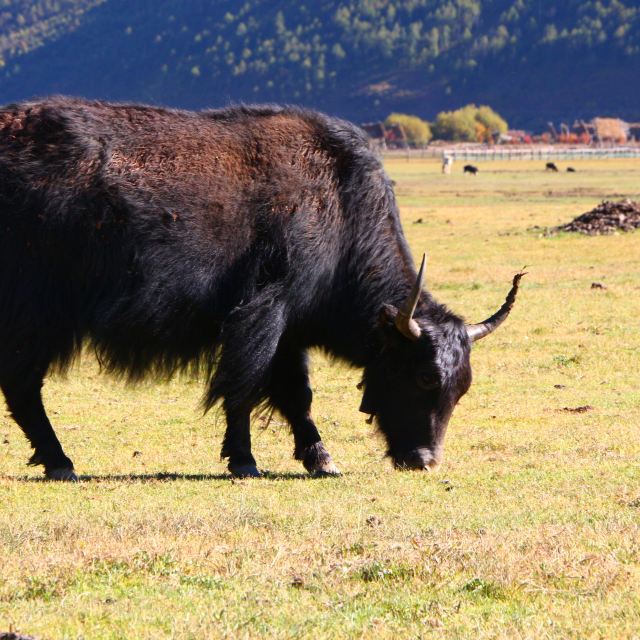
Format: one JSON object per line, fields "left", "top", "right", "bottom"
{"left": 1, "top": 158, "right": 639, "bottom": 639}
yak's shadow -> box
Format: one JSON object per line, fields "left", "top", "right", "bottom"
{"left": 7, "top": 470, "right": 345, "bottom": 483}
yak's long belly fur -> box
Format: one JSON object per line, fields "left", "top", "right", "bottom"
{"left": 0, "top": 98, "right": 398, "bottom": 393}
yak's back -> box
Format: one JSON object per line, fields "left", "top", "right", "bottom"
{"left": 0, "top": 97, "right": 372, "bottom": 177}
{"left": 0, "top": 98, "right": 375, "bottom": 222}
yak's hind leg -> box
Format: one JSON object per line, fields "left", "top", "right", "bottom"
{"left": 221, "top": 403, "right": 261, "bottom": 478}
{"left": 268, "top": 344, "right": 340, "bottom": 476}
{"left": 1, "top": 365, "right": 76, "bottom": 481}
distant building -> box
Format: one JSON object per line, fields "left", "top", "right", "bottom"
{"left": 361, "top": 122, "right": 387, "bottom": 150}
{"left": 570, "top": 120, "right": 593, "bottom": 141}
{"left": 592, "top": 118, "right": 628, "bottom": 143}
{"left": 384, "top": 123, "right": 408, "bottom": 149}
{"left": 570, "top": 118, "right": 629, "bottom": 144}
{"left": 627, "top": 123, "right": 640, "bottom": 142}
{"left": 500, "top": 130, "right": 531, "bottom": 144}
{"left": 361, "top": 121, "right": 409, "bottom": 149}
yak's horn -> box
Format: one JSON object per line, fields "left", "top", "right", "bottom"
{"left": 466, "top": 270, "right": 527, "bottom": 343}
{"left": 395, "top": 253, "right": 426, "bottom": 340}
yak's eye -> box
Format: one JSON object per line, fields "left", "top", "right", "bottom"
{"left": 417, "top": 373, "right": 439, "bottom": 391}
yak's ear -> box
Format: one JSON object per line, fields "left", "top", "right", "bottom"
{"left": 379, "top": 304, "right": 398, "bottom": 326}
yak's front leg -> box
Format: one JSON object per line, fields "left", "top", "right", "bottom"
{"left": 209, "top": 290, "right": 287, "bottom": 478}
{"left": 268, "top": 344, "right": 340, "bottom": 476}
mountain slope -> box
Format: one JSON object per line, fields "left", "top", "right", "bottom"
{"left": 0, "top": 0, "right": 638, "bottom": 128}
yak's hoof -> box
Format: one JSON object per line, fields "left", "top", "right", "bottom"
{"left": 228, "top": 463, "right": 262, "bottom": 478}
{"left": 309, "top": 460, "right": 341, "bottom": 477}
{"left": 46, "top": 467, "right": 79, "bottom": 482}
{"left": 301, "top": 442, "right": 341, "bottom": 477}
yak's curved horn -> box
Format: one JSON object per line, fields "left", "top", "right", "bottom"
{"left": 394, "top": 253, "right": 426, "bottom": 341}
{"left": 466, "top": 270, "right": 527, "bottom": 343}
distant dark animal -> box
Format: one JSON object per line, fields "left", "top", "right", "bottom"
{"left": 566, "top": 167, "right": 576, "bottom": 172}
{"left": 0, "top": 97, "right": 524, "bottom": 480}
{"left": 463, "top": 164, "right": 479, "bottom": 175}
{"left": 545, "top": 162, "right": 559, "bottom": 172}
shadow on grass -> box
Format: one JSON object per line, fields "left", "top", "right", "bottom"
{"left": 5, "top": 470, "right": 347, "bottom": 483}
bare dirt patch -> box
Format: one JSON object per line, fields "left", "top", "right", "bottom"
{"left": 556, "top": 199, "right": 640, "bottom": 235}
{"left": 560, "top": 405, "right": 595, "bottom": 414}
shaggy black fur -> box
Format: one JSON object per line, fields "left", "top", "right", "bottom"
{"left": 0, "top": 97, "right": 473, "bottom": 477}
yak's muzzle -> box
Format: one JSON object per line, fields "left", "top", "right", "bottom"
{"left": 393, "top": 447, "right": 442, "bottom": 471}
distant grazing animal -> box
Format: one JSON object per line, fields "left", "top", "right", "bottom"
{"left": 0, "top": 97, "right": 524, "bottom": 480}
{"left": 463, "top": 164, "right": 479, "bottom": 175}
{"left": 545, "top": 162, "right": 559, "bottom": 172}
{"left": 566, "top": 167, "right": 576, "bottom": 172}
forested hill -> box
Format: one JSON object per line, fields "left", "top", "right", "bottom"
{"left": 0, "top": 1, "right": 639, "bottom": 128}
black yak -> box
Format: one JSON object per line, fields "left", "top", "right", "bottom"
{"left": 0, "top": 98, "right": 524, "bottom": 480}
{"left": 545, "top": 162, "right": 559, "bottom": 172}
{"left": 463, "top": 164, "right": 479, "bottom": 175}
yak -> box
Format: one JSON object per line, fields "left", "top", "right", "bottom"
{"left": 463, "top": 164, "right": 479, "bottom": 175}
{"left": 0, "top": 98, "right": 524, "bottom": 480}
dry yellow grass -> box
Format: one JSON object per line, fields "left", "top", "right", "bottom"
{"left": 0, "top": 157, "right": 639, "bottom": 639}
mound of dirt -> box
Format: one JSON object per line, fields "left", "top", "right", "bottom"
{"left": 556, "top": 199, "right": 640, "bottom": 235}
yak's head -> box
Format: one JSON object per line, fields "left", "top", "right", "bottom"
{"left": 360, "top": 255, "right": 525, "bottom": 470}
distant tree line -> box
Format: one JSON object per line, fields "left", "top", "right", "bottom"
{"left": 0, "top": 0, "right": 638, "bottom": 102}
{"left": 385, "top": 104, "right": 508, "bottom": 145}
{"left": 0, "top": 0, "right": 104, "bottom": 64}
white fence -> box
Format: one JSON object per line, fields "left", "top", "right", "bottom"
{"left": 383, "top": 146, "right": 640, "bottom": 161}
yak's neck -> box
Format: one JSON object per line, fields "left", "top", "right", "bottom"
{"left": 305, "top": 150, "right": 457, "bottom": 366}
{"left": 318, "top": 207, "right": 432, "bottom": 366}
